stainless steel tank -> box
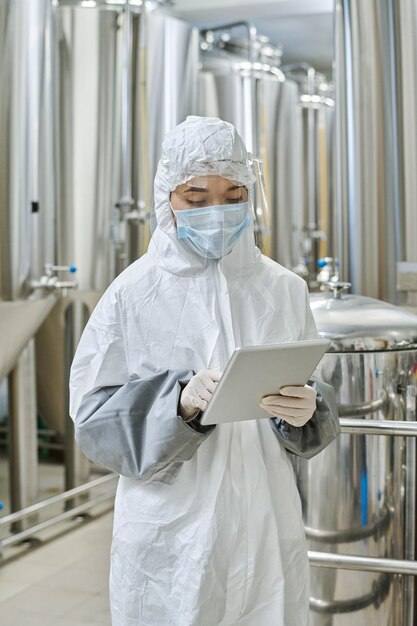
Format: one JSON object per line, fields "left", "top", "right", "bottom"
{"left": 199, "top": 25, "right": 335, "bottom": 278}
{"left": 0, "top": 0, "right": 199, "bottom": 517}
{"left": 295, "top": 286, "right": 417, "bottom": 624}
{"left": 199, "top": 25, "right": 301, "bottom": 267}
{"left": 334, "top": 0, "right": 417, "bottom": 303}
{"left": 0, "top": 0, "right": 64, "bottom": 521}
{"left": 0, "top": 0, "right": 58, "bottom": 301}
{"left": 56, "top": 0, "right": 199, "bottom": 288}
{"left": 35, "top": 0, "right": 200, "bottom": 440}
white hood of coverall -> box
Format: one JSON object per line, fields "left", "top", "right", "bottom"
{"left": 149, "top": 115, "right": 258, "bottom": 278}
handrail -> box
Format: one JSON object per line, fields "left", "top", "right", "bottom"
{"left": 308, "top": 551, "right": 417, "bottom": 576}
{"left": 0, "top": 473, "right": 117, "bottom": 526}
{"left": 339, "top": 418, "right": 417, "bottom": 436}
{"left": 1, "top": 490, "right": 115, "bottom": 550}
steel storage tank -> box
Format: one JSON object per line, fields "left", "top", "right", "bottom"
{"left": 282, "top": 66, "right": 335, "bottom": 283}
{"left": 34, "top": 0, "right": 199, "bottom": 441}
{"left": 293, "top": 285, "right": 417, "bottom": 625}
{"left": 334, "top": 0, "right": 417, "bottom": 303}
{"left": 199, "top": 26, "right": 302, "bottom": 267}
{"left": 0, "top": 0, "right": 59, "bottom": 301}
{"left": 26, "top": 1, "right": 200, "bottom": 496}
{"left": 199, "top": 27, "right": 336, "bottom": 278}
{"left": 0, "top": 0, "right": 79, "bottom": 523}
{"left": 54, "top": 0, "right": 199, "bottom": 290}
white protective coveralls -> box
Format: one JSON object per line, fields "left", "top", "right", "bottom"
{"left": 70, "top": 116, "right": 339, "bottom": 626}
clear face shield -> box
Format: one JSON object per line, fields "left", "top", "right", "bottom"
{"left": 250, "top": 156, "right": 272, "bottom": 257}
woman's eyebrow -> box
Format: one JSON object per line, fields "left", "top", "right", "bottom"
{"left": 183, "top": 187, "right": 208, "bottom": 193}
{"left": 183, "top": 184, "right": 243, "bottom": 194}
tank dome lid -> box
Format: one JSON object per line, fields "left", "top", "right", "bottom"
{"left": 310, "top": 286, "right": 417, "bottom": 353}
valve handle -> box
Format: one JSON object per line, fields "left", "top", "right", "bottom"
{"left": 44, "top": 264, "right": 77, "bottom": 276}
{"left": 323, "top": 280, "right": 351, "bottom": 299}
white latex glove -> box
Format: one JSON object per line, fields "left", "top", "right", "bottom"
{"left": 179, "top": 369, "right": 222, "bottom": 421}
{"left": 259, "top": 384, "right": 317, "bottom": 427}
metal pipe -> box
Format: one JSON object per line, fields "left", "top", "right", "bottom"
{"left": 0, "top": 473, "right": 117, "bottom": 526}
{"left": 334, "top": 0, "right": 351, "bottom": 283}
{"left": 307, "top": 66, "right": 316, "bottom": 234}
{"left": 120, "top": 4, "right": 133, "bottom": 206}
{"left": 305, "top": 507, "right": 390, "bottom": 544}
{"left": 338, "top": 392, "right": 387, "bottom": 417}
{"left": 308, "top": 551, "right": 417, "bottom": 576}
{"left": 64, "top": 300, "right": 91, "bottom": 502}
{"left": 405, "top": 384, "right": 417, "bottom": 623}
{"left": 8, "top": 341, "right": 39, "bottom": 532}
{"left": 339, "top": 418, "right": 417, "bottom": 436}
{"left": 200, "top": 21, "right": 257, "bottom": 64}
{"left": 310, "top": 574, "right": 390, "bottom": 614}
{"left": 1, "top": 489, "right": 116, "bottom": 550}
{"left": 115, "top": 4, "right": 135, "bottom": 272}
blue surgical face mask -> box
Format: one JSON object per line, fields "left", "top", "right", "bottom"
{"left": 174, "top": 201, "right": 250, "bottom": 259}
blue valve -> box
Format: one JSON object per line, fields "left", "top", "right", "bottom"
{"left": 0, "top": 502, "right": 4, "bottom": 510}
{"left": 317, "top": 257, "right": 340, "bottom": 268}
{"left": 69, "top": 265, "right": 77, "bottom": 273}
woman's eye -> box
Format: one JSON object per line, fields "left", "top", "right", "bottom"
{"left": 184, "top": 195, "right": 244, "bottom": 207}
{"left": 186, "top": 199, "right": 205, "bottom": 207}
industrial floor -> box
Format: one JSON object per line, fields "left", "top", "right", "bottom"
{"left": 0, "top": 510, "right": 113, "bottom": 625}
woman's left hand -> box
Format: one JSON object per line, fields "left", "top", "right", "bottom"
{"left": 259, "top": 384, "right": 317, "bottom": 427}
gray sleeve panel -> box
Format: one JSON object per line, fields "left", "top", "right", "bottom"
{"left": 74, "top": 369, "right": 215, "bottom": 481}
{"left": 269, "top": 377, "right": 340, "bottom": 460}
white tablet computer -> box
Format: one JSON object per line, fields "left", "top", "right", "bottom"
{"left": 199, "top": 339, "right": 330, "bottom": 426}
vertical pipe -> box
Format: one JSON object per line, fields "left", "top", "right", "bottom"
{"left": 378, "top": 0, "right": 402, "bottom": 303}
{"left": 64, "top": 299, "right": 90, "bottom": 506}
{"left": 120, "top": 5, "right": 133, "bottom": 207}
{"left": 38, "top": 0, "right": 58, "bottom": 281}
{"left": 115, "top": 5, "right": 134, "bottom": 272}
{"left": 93, "top": 9, "right": 120, "bottom": 289}
{"left": 306, "top": 67, "right": 316, "bottom": 233}
{"left": 334, "top": 0, "right": 356, "bottom": 287}
{"left": 405, "top": 385, "right": 416, "bottom": 625}
{"left": 317, "top": 108, "right": 327, "bottom": 260}
{"left": 9, "top": 341, "right": 39, "bottom": 532}
{"left": 395, "top": 0, "right": 417, "bottom": 267}
{"left": 137, "top": 8, "right": 152, "bottom": 255}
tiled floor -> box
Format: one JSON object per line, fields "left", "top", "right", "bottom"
{"left": 0, "top": 510, "right": 114, "bottom": 626}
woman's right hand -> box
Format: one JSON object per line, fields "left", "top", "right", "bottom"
{"left": 179, "top": 369, "right": 222, "bottom": 421}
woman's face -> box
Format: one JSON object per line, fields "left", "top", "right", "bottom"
{"left": 170, "top": 176, "right": 248, "bottom": 216}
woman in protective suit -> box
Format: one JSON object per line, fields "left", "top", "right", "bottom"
{"left": 70, "top": 115, "right": 339, "bottom": 626}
